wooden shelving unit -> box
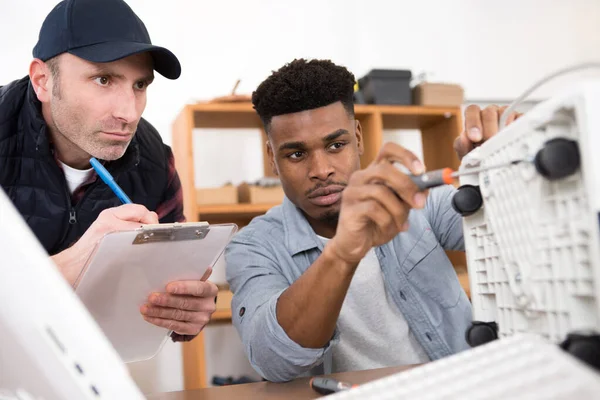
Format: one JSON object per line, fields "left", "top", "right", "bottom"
{"left": 196, "top": 203, "right": 278, "bottom": 226}
{"left": 172, "top": 101, "right": 468, "bottom": 390}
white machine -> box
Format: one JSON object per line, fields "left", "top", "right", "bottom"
{"left": 456, "top": 81, "right": 600, "bottom": 349}
{"left": 328, "top": 79, "right": 600, "bottom": 398}
{"left": 0, "top": 189, "right": 145, "bottom": 400}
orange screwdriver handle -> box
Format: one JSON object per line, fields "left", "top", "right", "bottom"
{"left": 408, "top": 168, "right": 455, "bottom": 191}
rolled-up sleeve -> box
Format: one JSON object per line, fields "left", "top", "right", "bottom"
{"left": 225, "top": 229, "right": 336, "bottom": 382}
{"left": 425, "top": 185, "right": 465, "bottom": 251}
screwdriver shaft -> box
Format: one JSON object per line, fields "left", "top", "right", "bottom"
{"left": 451, "top": 159, "right": 526, "bottom": 178}
{"left": 408, "top": 159, "right": 527, "bottom": 191}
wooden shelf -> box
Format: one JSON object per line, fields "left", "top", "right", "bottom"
{"left": 210, "top": 288, "right": 233, "bottom": 324}
{"left": 184, "top": 102, "right": 459, "bottom": 130}
{"left": 211, "top": 309, "right": 233, "bottom": 323}
{"left": 198, "top": 203, "right": 280, "bottom": 226}
{"left": 198, "top": 203, "right": 279, "bottom": 219}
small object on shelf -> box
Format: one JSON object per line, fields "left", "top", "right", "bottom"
{"left": 412, "top": 82, "right": 464, "bottom": 106}
{"left": 196, "top": 184, "right": 238, "bottom": 206}
{"left": 353, "top": 81, "right": 366, "bottom": 104}
{"left": 238, "top": 179, "right": 285, "bottom": 204}
{"left": 358, "top": 69, "right": 413, "bottom": 105}
{"left": 207, "top": 78, "right": 252, "bottom": 103}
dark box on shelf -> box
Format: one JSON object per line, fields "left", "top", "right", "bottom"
{"left": 358, "top": 69, "right": 413, "bottom": 105}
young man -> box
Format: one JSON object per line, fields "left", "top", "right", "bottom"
{"left": 225, "top": 59, "right": 509, "bottom": 382}
{"left": 0, "top": 0, "right": 216, "bottom": 341}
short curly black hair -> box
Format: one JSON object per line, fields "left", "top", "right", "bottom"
{"left": 252, "top": 59, "right": 356, "bottom": 131}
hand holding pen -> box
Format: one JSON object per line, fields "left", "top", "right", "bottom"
{"left": 52, "top": 158, "right": 157, "bottom": 286}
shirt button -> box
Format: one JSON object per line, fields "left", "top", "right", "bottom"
{"left": 426, "top": 332, "right": 433, "bottom": 341}
{"left": 400, "top": 291, "right": 407, "bottom": 301}
{"left": 239, "top": 307, "right": 246, "bottom": 317}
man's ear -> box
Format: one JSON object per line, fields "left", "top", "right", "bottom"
{"left": 266, "top": 140, "right": 279, "bottom": 176}
{"left": 29, "top": 59, "right": 52, "bottom": 103}
{"left": 355, "top": 119, "right": 364, "bottom": 156}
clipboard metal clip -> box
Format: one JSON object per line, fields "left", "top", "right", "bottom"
{"left": 132, "top": 225, "right": 210, "bottom": 245}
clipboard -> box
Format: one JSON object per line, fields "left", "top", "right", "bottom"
{"left": 73, "top": 222, "right": 238, "bottom": 363}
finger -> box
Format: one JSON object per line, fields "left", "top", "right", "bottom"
{"left": 147, "top": 292, "right": 217, "bottom": 312}
{"left": 496, "top": 105, "right": 510, "bottom": 130}
{"left": 109, "top": 204, "right": 153, "bottom": 222}
{"left": 165, "top": 280, "right": 219, "bottom": 298}
{"left": 374, "top": 142, "right": 425, "bottom": 175}
{"left": 90, "top": 219, "right": 146, "bottom": 238}
{"left": 481, "top": 105, "right": 500, "bottom": 141}
{"left": 139, "top": 211, "right": 159, "bottom": 225}
{"left": 504, "top": 110, "right": 522, "bottom": 126}
{"left": 112, "top": 219, "right": 149, "bottom": 232}
{"left": 356, "top": 199, "right": 407, "bottom": 237}
{"left": 142, "top": 316, "right": 206, "bottom": 336}
{"left": 464, "top": 104, "right": 483, "bottom": 142}
{"left": 346, "top": 184, "right": 411, "bottom": 232}
{"left": 141, "top": 304, "right": 211, "bottom": 323}
{"left": 96, "top": 213, "right": 158, "bottom": 235}
{"left": 454, "top": 135, "right": 474, "bottom": 160}
{"left": 350, "top": 162, "right": 425, "bottom": 209}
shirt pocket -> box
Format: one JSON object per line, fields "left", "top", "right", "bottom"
{"left": 401, "top": 228, "right": 462, "bottom": 308}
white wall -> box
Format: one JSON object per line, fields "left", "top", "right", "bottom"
{"left": 2, "top": 0, "right": 599, "bottom": 394}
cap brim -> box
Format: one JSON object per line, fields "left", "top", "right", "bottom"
{"left": 69, "top": 41, "right": 181, "bottom": 80}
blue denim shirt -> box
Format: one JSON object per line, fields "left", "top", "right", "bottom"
{"left": 225, "top": 185, "right": 472, "bottom": 382}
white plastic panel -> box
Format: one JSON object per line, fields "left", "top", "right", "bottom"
{"left": 459, "top": 81, "right": 600, "bottom": 342}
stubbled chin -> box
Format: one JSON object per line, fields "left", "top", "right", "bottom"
{"left": 91, "top": 142, "right": 130, "bottom": 161}
{"left": 308, "top": 203, "right": 341, "bottom": 219}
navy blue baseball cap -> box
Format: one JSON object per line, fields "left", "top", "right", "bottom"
{"left": 33, "top": 0, "right": 181, "bottom": 79}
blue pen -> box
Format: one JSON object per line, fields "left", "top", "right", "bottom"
{"left": 89, "top": 157, "right": 132, "bottom": 204}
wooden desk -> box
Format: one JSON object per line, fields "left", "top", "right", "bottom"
{"left": 148, "top": 365, "right": 414, "bottom": 400}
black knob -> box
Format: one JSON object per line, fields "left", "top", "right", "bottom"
{"left": 466, "top": 321, "right": 499, "bottom": 347}
{"left": 452, "top": 185, "right": 483, "bottom": 217}
{"left": 560, "top": 333, "right": 600, "bottom": 371}
{"left": 534, "top": 138, "right": 580, "bottom": 180}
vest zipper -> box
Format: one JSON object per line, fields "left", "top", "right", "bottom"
{"left": 59, "top": 180, "right": 101, "bottom": 247}
{"left": 56, "top": 184, "right": 75, "bottom": 248}
{"left": 69, "top": 209, "right": 77, "bottom": 224}
{"left": 53, "top": 157, "right": 127, "bottom": 251}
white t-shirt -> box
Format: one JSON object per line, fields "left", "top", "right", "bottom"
{"left": 318, "top": 235, "right": 430, "bottom": 372}
{"left": 59, "top": 161, "right": 94, "bottom": 194}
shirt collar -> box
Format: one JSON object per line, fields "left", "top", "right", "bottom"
{"left": 281, "top": 196, "right": 325, "bottom": 256}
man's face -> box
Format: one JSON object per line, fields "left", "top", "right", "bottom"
{"left": 47, "top": 52, "right": 154, "bottom": 161}
{"left": 267, "top": 102, "right": 364, "bottom": 228}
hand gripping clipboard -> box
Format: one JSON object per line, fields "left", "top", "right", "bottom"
{"left": 73, "top": 222, "right": 238, "bottom": 363}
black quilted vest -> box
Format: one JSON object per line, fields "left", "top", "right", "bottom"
{"left": 0, "top": 77, "right": 174, "bottom": 255}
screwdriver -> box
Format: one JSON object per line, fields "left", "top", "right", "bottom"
{"left": 407, "top": 159, "right": 528, "bottom": 191}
